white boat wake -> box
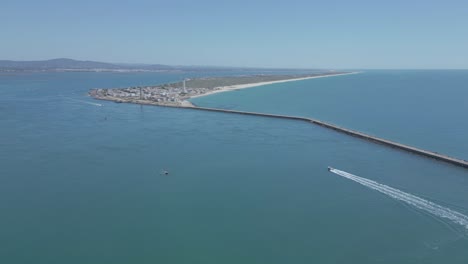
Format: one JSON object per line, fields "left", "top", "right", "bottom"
{"left": 65, "top": 97, "right": 102, "bottom": 107}
{"left": 329, "top": 167, "right": 468, "bottom": 230}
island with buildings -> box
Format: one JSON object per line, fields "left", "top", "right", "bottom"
{"left": 88, "top": 72, "right": 353, "bottom": 107}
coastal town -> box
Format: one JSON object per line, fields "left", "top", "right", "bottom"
{"left": 89, "top": 79, "right": 216, "bottom": 106}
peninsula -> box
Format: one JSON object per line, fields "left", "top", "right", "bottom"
{"left": 89, "top": 71, "right": 354, "bottom": 107}
{"left": 87, "top": 71, "right": 468, "bottom": 169}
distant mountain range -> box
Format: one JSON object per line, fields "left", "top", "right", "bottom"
{"left": 0, "top": 58, "right": 320, "bottom": 72}
{"left": 0, "top": 58, "right": 176, "bottom": 72}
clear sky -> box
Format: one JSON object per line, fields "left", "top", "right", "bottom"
{"left": 2, "top": 0, "right": 468, "bottom": 69}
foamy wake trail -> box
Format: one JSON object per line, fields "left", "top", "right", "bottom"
{"left": 65, "top": 97, "right": 102, "bottom": 107}
{"left": 329, "top": 168, "right": 468, "bottom": 230}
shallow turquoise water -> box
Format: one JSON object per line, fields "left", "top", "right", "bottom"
{"left": 1, "top": 71, "right": 468, "bottom": 263}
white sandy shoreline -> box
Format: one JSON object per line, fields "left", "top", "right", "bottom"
{"left": 187, "top": 72, "right": 361, "bottom": 102}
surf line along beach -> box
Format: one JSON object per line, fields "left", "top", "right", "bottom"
{"left": 89, "top": 72, "right": 468, "bottom": 169}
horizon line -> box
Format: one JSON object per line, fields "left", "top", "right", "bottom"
{"left": 1, "top": 58, "right": 468, "bottom": 71}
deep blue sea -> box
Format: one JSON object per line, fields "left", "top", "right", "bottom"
{"left": 1, "top": 70, "right": 468, "bottom": 263}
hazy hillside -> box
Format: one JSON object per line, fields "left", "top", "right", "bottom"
{"left": 0, "top": 58, "right": 320, "bottom": 72}
{"left": 0, "top": 58, "right": 174, "bottom": 71}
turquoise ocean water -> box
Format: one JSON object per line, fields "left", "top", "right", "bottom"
{"left": 1, "top": 70, "right": 468, "bottom": 263}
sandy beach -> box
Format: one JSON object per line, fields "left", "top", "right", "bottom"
{"left": 187, "top": 72, "right": 360, "bottom": 101}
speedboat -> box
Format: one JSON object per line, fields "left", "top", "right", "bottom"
{"left": 327, "top": 166, "right": 333, "bottom": 171}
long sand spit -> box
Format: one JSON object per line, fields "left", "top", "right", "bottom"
{"left": 187, "top": 72, "right": 360, "bottom": 101}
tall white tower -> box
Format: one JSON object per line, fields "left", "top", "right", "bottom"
{"left": 183, "top": 79, "right": 187, "bottom": 93}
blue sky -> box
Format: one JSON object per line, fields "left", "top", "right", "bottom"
{"left": 2, "top": 0, "right": 468, "bottom": 69}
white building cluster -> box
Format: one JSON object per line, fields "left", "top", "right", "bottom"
{"left": 90, "top": 84, "right": 219, "bottom": 105}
